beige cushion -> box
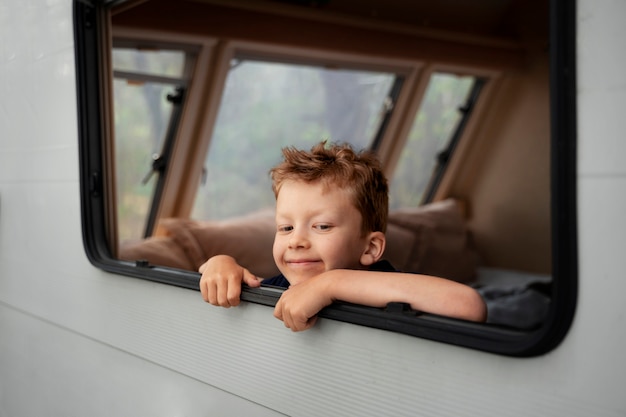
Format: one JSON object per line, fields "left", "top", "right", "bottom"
{"left": 386, "top": 199, "right": 478, "bottom": 282}
{"left": 119, "top": 235, "right": 197, "bottom": 271}
{"left": 120, "top": 210, "right": 280, "bottom": 277}
{"left": 382, "top": 222, "right": 417, "bottom": 273}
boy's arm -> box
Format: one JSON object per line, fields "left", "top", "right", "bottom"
{"left": 199, "top": 255, "right": 261, "bottom": 307}
{"left": 274, "top": 269, "right": 487, "bottom": 331}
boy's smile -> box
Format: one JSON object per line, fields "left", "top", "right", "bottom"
{"left": 273, "top": 179, "right": 371, "bottom": 285}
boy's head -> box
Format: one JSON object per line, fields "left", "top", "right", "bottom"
{"left": 270, "top": 141, "right": 388, "bottom": 235}
{"left": 270, "top": 141, "right": 389, "bottom": 284}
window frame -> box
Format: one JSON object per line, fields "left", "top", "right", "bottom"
{"left": 74, "top": 0, "right": 577, "bottom": 357}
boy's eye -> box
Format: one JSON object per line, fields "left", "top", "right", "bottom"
{"left": 314, "top": 224, "right": 333, "bottom": 231}
{"left": 277, "top": 225, "right": 293, "bottom": 233}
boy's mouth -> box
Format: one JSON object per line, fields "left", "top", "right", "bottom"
{"left": 285, "top": 259, "right": 322, "bottom": 267}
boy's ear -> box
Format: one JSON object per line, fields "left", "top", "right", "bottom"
{"left": 360, "top": 231, "right": 386, "bottom": 266}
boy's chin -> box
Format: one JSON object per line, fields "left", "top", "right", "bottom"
{"left": 283, "top": 274, "right": 309, "bottom": 286}
{"left": 282, "top": 271, "right": 320, "bottom": 286}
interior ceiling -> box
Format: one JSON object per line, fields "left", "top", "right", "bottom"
{"left": 270, "top": 0, "right": 511, "bottom": 32}
{"left": 184, "top": 0, "right": 546, "bottom": 39}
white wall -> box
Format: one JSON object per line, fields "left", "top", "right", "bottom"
{"left": 573, "top": 0, "right": 626, "bottom": 406}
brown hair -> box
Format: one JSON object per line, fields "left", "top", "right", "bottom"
{"left": 270, "top": 141, "right": 388, "bottom": 234}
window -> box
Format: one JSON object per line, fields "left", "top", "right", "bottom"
{"left": 389, "top": 73, "right": 479, "bottom": 209}
{"left": 112, "top": 44, "right": 196, "bottom": 241}
{"left": 74, "top": 0, "right": 577, "bottom": 356}
{"left": 191, "top": 57, "right": 399, "bottom": 221}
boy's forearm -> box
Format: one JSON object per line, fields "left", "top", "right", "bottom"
{"left": 323, "top": 269, "right": 486, "bottom": 322}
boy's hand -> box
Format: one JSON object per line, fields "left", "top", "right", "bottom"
{"left": 199, "top": 255, "right": 260, "bottom": 307}
{"left": 273, "top": 273, "right": 334, "bottom": 331}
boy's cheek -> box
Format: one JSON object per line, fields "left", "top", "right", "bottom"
{"left": 272, "top": 244, "right": 284, "bottom": 266}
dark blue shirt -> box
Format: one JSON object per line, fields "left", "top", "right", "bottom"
{"left": 260, "top": 260, "right": 397, "bottom": 289}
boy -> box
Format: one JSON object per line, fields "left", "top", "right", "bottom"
{"left": 199, "top": 142, "right": 486, "bottom": 331}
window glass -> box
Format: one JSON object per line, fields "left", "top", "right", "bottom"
{"left": 191, "top": 58, "right": 398, "bottom": 221}
{"left": 112, "top": 47, "right": 188, "bottom": 242}
{"left": 112, "top": 48, "right": 186, "bottom": 78}
{"left": 389, "top": 73, "right": 476, "bottom": 210}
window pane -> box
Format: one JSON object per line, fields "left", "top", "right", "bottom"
{"left": 191, "top": 59, "right": 397, "bottom": 220}
{"left": 112, "top": 48, "right": 186, "bottom": 78}
{"left": 389, "top": 73, "right": 475, "bottom": 210}
{"left": 112, "top": 47, "right": 188, "bottom": 243}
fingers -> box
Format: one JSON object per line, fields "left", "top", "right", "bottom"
{"left": 242, "top": 268, "right": 262, "bottom": 287}
{"left": 277, "top": 310, "right": 318, "bottom": 332}
{"left": 220, "top": 274, "right": 242, "bottom": 307}
{"left": 274, "top": 295, "right": 318, "bottom": 332}
{"left": 200, "top": 268, "right": 261, "bottom": 309}
{"left": 200, "top": 271, "right": 243, "bottom": 308}
{"left": 199, "top": 255, "right": 253, "bottom": 308}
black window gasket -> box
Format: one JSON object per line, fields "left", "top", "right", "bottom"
{"left": 74, "top": 0, "right": 577, "bottom": 357}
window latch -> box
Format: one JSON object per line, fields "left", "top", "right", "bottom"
{"left": 141, "top": 153, "right": 167, "bottom": 185}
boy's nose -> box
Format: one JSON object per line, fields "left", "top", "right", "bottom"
{"left": 288, "top": 229, "right": 310, "bottom": 249}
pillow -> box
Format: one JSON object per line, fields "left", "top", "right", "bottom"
{"left": 155, "top": 210, "right": 280, "bottom": 278}
{"left": 119, "top": 235, "right": 197, "bottom": 271}
{"left": 382, "top": 222, "right": 417, "bottom": 273}
{"left": 119, "top": 210, "right": 280, "bottom": 278}
{"left": 386, "top": 199, "right": 478, "bottom": 282}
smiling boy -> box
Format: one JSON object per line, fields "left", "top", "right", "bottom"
{"left": 199, "top": 142, "right": 486, "bottom": 330}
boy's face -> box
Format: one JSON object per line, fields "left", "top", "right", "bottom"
{"left": 273, "top": 180, "right": 371, "bottom": 285}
